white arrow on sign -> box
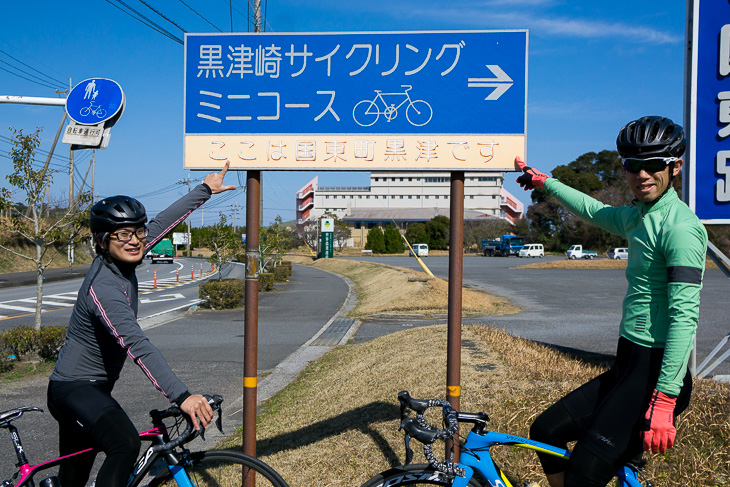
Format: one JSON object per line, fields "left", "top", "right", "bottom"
{"left": 467, "top": 65, "right": 513, "bottom": 100}
{"left": 140, "top": 293, "right": 186, "bottom": 304}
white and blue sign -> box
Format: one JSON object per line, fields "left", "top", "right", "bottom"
{"left": 687, "top": 0, "right": 730, "bottom": 223}
{"left": 184, "top": 31, "right": 527, "bottom": 135}
{"left": 66, "top": 78, "right": 125, "bottom": 126}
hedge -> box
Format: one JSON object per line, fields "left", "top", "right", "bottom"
{"left": 199, "top": 279, "right": 246, "bottom": 309}
{"left": 0, "top": 325, "right": 67, "bottom": 369}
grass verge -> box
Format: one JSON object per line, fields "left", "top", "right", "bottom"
{"left": 220, "top": 324, "right": 729, "bottom": 486}
{"left": 286, "top": 256, "right": 519, "bottom": 318}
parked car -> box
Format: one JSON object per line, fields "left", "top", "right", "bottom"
{"left": 519, "top": 243, "right": 544, "bottom": 258}
{"left": 409, "top": 243, "right": 429, "bottom": 257}
{"left": 608, "top": 247, "right": 629, "bottom": 260}
{"left": 565, "top": 244, "right": 598, "bottom": 260}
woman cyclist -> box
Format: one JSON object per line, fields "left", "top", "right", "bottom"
{"left": 47, "top": 163, "right": 235, "bottom": 487}
{"left": 515, "top": 116, "right": 707, "bottom": 487}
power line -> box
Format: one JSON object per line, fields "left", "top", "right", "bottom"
{"left": 137, "top": 0, "right": 189, "bottom": 33}
{"left": 0, "top": 49, "right": 67, "bottom": 88}
{"left": 175, "top": 0, "right": 222, "bottom": 32}
{"left": 104, "top": 0, "right": 184, "bottom": 45}
{"left": 0, "top": 64, "right": 61, "bottom": 91}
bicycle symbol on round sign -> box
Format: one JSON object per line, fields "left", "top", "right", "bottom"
{"left": 352, "top": 85, "right": 433, "bottom": 127}
{"left": 79, "top": 101, "right": 107, "bottom": 119}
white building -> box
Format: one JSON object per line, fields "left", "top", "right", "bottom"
{"left": 295, "top": 171, "right": 524, "bottom": 247}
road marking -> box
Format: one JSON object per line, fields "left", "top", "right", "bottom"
{"left": 17, "top": 298, "right": 71, "bottom": 307}
{"left": 46, "top": 293, "right": 78, "bottom": 301}
{"left": 0, "top": 303, "right": 36, "bottom": 313}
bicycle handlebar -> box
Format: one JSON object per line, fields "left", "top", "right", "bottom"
{"left": 150, "top": 394, "right": 224, "bottom": 453}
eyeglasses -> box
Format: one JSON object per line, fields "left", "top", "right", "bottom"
{"left": 110, "top": 227, "right": 148, "bottom": 242}
{"left": 622, "top": 157, "right": 678, "bottom": 174}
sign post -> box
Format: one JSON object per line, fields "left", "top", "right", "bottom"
{"left": 319, "top": 218, "right": 334, "bottom": 258}
{"left": 184, "top": 30, "right": 528, "bottom": 459}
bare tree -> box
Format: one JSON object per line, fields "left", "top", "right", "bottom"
{"left": 0, "top": 128, "right": 91, "bottom": 330}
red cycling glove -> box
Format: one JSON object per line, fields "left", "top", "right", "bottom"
{"left": 641, "top": 389, "right": 677, "bottom": 454}
{"left": 515, "top": 157, "right": 549, "bottom": 190}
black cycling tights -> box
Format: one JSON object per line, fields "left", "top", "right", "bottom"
{"left": 529, "top": 337, "right": 692, "bottom": 487}
{"left": 47, "top": 381, "right": 142, "bottom": 487}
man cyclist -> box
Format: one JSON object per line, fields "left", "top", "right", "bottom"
{"left": 47, "top": 162, "right": 236, "bottom": 487}
{"left": 515, "top": 116, "right": 707, "bottom": 487}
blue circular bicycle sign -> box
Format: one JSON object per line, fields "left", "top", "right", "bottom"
{"left": 66, "top": 78, "right": 125, "bottom": 125}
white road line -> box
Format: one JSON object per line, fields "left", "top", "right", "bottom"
{"left": 46, "top": 294, "right": 78, "bottom": 301}
{"left": 0, "top": 303, "right": 35, "bottom": 312}
{"left": 17, "top": 298, "right": 71, "bottom": 307}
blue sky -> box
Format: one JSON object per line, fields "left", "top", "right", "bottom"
{"left": 1, "top": 0, "right": 688, "bottom": 227}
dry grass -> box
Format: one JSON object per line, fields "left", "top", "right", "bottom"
{"left": 219, "top": 324, "right": 729, "bottom": 486}
{"left": 286, "top": 256, "right": 519, "bottom": 318}
{"left": 0, "top": 242, "right": 95, "bottom": 273}
{"left": 516, "top": 257, "right": 720, "bottom": 271}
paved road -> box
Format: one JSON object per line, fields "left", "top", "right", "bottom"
{"left": 351, "top": 255, "right": 729, "bottom": 377}
{"left": 0, "top": 262, "right": 350, "bottom": 483}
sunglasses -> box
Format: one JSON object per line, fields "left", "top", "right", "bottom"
{"left": 110, "top": 227, "right": 149, "bottom": 242}
{"left": 622, "top": 157, "right": 677, "bottom": 174}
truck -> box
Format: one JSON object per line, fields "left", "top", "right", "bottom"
{"left": 481, "top": 234, "right": 526, "bottom": 257}
{"left": 565, "top": 244, "right": 598, "bottom": 260}
{"left": 149, "top": 238, "right": 175, "bottom": 264}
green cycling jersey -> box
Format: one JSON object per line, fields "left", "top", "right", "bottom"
{"left": 544, "top": 178, "right": 708, "bottom": 396}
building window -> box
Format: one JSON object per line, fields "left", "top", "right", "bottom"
{"left": 374, "top": 177, "right": 379, "bottom": 182}
{"left": 425, "top": 195, "right": 429, "bottom": 199}
{"left": 325, "top": 195, "right": 330, "bottom": 199}
{"left": 435, "top": 195, "right": 439, "bottom": 199}
{"left": 392, "top": 177, "right": 397, "bottom": 182}
{"left": 400, "top": 177, "right": 404, "bottom": 181}
{"left": 470, "top": 195, "right": 474, "bottom": 199}
{"left": 408, "top": 195, "right": 412, "bottom": 199}
{"left": 400, "top": 195, "right": 404, "bottom": 199}
{"left": 355, "top": 222, "right": 362, "bottom": 229}
{"left": 391, "top": 195, "right": 396, "bottom": 199}
{"left": 425, "top": 177, "right": 450, "bottom": 183}
{"left": 416, "top": 195, "right": 421, "bottom": 199}
{"left": 366, "top": 195, "right": 370, "bottom": 199}
{"left": 408, "top": 178, "right": 412, "bottom": 181}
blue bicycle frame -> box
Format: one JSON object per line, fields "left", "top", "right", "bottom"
{"left": 453, "top": 430, "right": 643, "bottom": 487}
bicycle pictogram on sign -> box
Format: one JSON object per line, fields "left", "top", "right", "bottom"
{"left": 352, "top": 85, "right": 433, "bottom": 127}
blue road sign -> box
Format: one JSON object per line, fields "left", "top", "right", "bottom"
{"left": 687, "top": 0, "right": 730, "bottom": 223}
{"left": 66, "top": 78, "right": 125, "bottom": 125}
{"left": 184, "top": 31, "right": 527, "bottom": 135}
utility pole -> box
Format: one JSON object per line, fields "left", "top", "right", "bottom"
{"left": 179, "top": 176, "right": 193, "bottom": 255}
{"left": 232, "top": 202, "right": 240, "bottom": 232}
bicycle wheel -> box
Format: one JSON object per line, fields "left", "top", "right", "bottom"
{"left": 405, "top": 100, "right": 433, "bottom": 126}
{"left": 360, "top": 464, "right": 483, "bottom": 487}
{"left": 353, "top": 100, "right": 379, "bottom": 126}
{"left": 146, "top": 449, "right": 289, "bottom": 487}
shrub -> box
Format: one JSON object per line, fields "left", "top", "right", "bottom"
{"left": 199, "top": 279, "right": 245, "bottom": 309}
{"left": 273, "top": 266, "right": 289, "bottom": 282}
{"left": 35, "top": 326, "right": 67, "bottom": 360}
{"left": 258, "top": 273, "right": 274, "bottom": 292}
{"left": 0, "top": 326, "right": 35, "bottom": 360}
{"left": 279, "top": 261, "right": 293, "bottom": 276}
{"left": 0, "top": 325, "right": 68, "bottom": 363}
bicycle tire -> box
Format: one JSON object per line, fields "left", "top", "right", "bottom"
{"left": 353, "top": 100, "right": 379, "bottom": 127}
{"left": 146, "top": 449, "right": 289, "bottom": 487}
{"left": 360, "top": 464, "right": 483, "bottom": 487}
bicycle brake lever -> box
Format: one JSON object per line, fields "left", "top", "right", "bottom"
{"left": 215, "top": 407, "right": 224, "bottom": 434}
{"left": 403, "top": 434, "right": 413, "bottom": 466}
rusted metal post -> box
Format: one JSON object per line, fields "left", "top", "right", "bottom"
{"left": 243, "top": 170, "right": 261, "bottom": 463}
{"left": 446, "top": 171, "right": 464, "bottom": 458}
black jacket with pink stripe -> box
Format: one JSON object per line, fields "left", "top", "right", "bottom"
{"left": 50, "top": 184, "right": 211, "bottom": 404}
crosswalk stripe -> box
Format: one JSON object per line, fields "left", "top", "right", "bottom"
{"left": 17, "top": 298, "right": 71, "bottom": 307}
{"left": 45, "top": 294, "right": 78, "bottom": 301}
{"left": 0, "top": 303, "right": 36, "bottom": 312}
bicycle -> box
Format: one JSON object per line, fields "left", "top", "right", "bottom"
{"left": 79, "top": 102, "right": 107, "bottom": 119}
{"left": 361, "top": 391, "right": 652, "bottom": 487}
{"left": 352, "top": 85, "right": 433, "bottom": 127}
{"left": 1, "top": 394, "right": 289, "bottom": 487}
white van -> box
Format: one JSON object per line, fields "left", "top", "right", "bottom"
{"left": 409, "top": 243, "right": 429, "bottom": 257}
{"left": 519, "top": 243, "right": 544, "bottom": 258}
{"left": 608, "top": 247, "right": 629, "bottom": 260}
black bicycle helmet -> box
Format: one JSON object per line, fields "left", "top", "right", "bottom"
{"left": 616, "top": 116, "right": 685, "bottom": 158}
{"left": 89, "top": 195, "right": 147, "bottom": 234}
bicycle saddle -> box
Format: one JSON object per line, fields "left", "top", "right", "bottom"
{"left": 0, "top": 406, "right": 43, "bottom": 428}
